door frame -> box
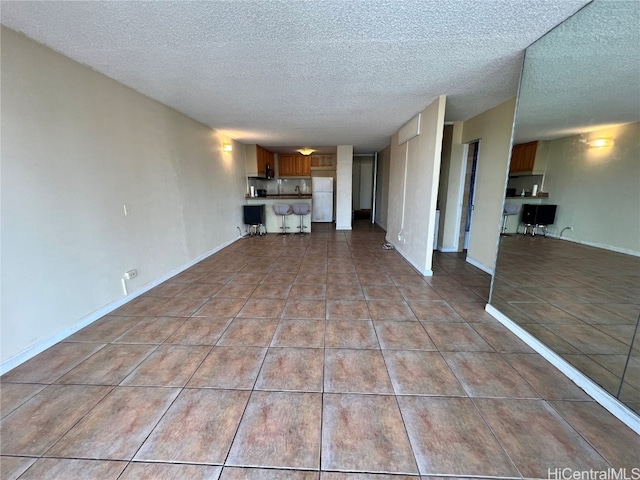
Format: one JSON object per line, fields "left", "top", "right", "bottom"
{"left": 352, "top": 153, "right": 376, "bottom": 222}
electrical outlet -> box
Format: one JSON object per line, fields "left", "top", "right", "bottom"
{"left": 124, "top": 269, "right": 137, "bottom": 280}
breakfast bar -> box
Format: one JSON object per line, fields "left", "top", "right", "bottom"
{"left": 245, "top": 196, "right": 313, "bottom": 234}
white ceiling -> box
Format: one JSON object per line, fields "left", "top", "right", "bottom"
{"left": 1, "top": 0, "right": 590, "bottom": 153}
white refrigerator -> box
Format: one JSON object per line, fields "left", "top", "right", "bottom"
{"left": 312, "top": 177, "right": 333, "bottom": 222}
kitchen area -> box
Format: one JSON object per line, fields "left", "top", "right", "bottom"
{"left": 502, "top": 140, "right": 555, "bottom": 235}
{"left": 243, "top": 144, "right": 336, "bottom": 235}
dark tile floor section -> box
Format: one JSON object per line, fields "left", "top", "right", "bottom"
{"left": 1, "top": 221, "right": 637, "bottom": 479}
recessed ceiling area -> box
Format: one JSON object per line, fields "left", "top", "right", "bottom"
{"left": 1, "top": 0, "right": 590, "bottom": 153}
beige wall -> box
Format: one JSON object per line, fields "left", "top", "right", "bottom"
{"left": 374, "top": 145, "right": 391, "bottom": 229}
{"left": 461, "top": 98, "right": 517, "bottom": 272}
{"left": 437, "top": 125, "right": 453, "bottom": 248}
{"left": 1, "top": 27, "right": 247, "bottom": 368}
{"left": 387, "top": 96, "right": 446, "bottom": 275}
{"left": 437, "top": 122, "right": 467, "bottom": 251}
{"left": 542, "top": 122, "right": 640, "bottom": 254}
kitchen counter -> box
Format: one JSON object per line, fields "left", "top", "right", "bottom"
{"left": 246, "top": 194, "right": 312, "bottom": 199}
{"left": 245, "top": 197, "right": 312, "bottom": 234}
{"left": 505, "top": 194, "right": 549, "bottom": 199}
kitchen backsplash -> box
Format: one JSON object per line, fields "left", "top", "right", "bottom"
{"left": 247, "top": 177, "right": 310, "bottom": 195}
{"left": 277, "top": 178, "right": 310, "bottom": 194}
{"left": 507, "top": 174, "right": 543, "bottom": 195}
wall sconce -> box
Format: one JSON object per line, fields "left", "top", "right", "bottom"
{"left": 223, "top": 143, "right": 233, "bottom": 153}
{"left": 587, "top": 138, "right": 614, "bottom": 148}
{"left": 298, "top": 148, "right": 314, "bottom": 156}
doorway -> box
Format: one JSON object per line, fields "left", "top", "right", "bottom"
{"left": 352, "top": 155, "right": 375, "bottom": 221}
{"left": 459, "top": 141, "right": 479, "bottom": 251}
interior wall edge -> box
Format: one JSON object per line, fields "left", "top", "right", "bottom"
{"left": 438, "top": 122, "right": 466, "bottom": 251}
{"left": 485, "top": 304, "right": 640, "bottom": 435}
{"left": 438, "top": 246, "right": 459, "bottom": 253}
{"left": 460, "top": 98, "right": 517, "bottom": 269}
{"left": 390, "top": 243, "right": 433, "bottom": 277}
{"left": 385, "top": 97, "right": 445, "bottom": 274}
{"left": 465, "top": 256, "right": 494, "bottom": 275}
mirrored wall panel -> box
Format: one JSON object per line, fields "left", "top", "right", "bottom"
{"left": 489, "top": 0, "right": 640, "bottom": 415}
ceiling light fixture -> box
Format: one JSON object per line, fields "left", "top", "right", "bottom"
{"left": 223, "top": 143, "right": 233, "bottom": 152}
{"left": 298, "top": 148, "right": 314, "bottom": 156}
{"left": 587, "top": 138, "right": 613, "bottom": 148}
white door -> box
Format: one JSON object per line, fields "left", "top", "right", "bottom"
{"left": 359, "top": 161, "right": 373, "bottom": 209}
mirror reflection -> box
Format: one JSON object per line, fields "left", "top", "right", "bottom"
{"left": 489, "top": 0, "right": 640, "bottom": 415}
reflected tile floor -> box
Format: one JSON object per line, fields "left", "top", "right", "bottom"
{"left": 1, "top": 221, "right": 638, "bottom": 479}
{"left": 492, "top": 234, "right": 640, "bottom": 412}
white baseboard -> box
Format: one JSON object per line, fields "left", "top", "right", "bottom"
{"left": 465, "top": 255, "right": 494, "bottom": 275}
{"left": 0, "top": 236, "right": 241, "bottom": 376}
{"left": 485, "top": 304, "right": 640, "bottom": 435}
{"left": 385, "top": 238, "right": 433, "bottom": 277}
{"left": 336, "top": 225, "right": 352, "bottom": 231}
{"left": 438, "top": 246, "right": 459, "bottom": 253}
{"left": 547, "top": 233, "right": 640, "bottom": 257}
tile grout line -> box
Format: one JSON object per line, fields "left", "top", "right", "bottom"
{"left": 5, "top": 225, "right": 635, "bottom": 477}
{"left": 544, "top": 400, "right": 617, "bottom": 469}
{"left": 467, "top": 393, "right": 525, "bottom": 479}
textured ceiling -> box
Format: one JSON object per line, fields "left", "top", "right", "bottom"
{"left": 1, "top": 0, "right": 590, "bottom": 153}
{"left": 513, "top": 0, "right": 640, "bottom": 143}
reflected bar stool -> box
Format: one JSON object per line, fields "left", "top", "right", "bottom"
{"left": 273, "top": 204, "right": 292, "bottom": 235}
{"left": 520, "top": 204, "right": 557, "bottom": 237}
{"left": 292, "top": 203, "right": 311, "bottom": 234}
{"left": 501, "top": 204, "right": 522, "bottom": 235}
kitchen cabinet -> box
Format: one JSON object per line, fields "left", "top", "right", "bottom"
{"left": 509, "top": 140, "right": 548, "bottom": 176}
{"left": 510, "top": 141, "right": 537, "bottom": 174}
{"left": 245, "top": 144, "right": 274, "bottom": 177}
{"left": 278, "top": 154, "right": 295, "bottom": 176}
{"left": 278, "top": 154, "right": 310, "bottom": 177}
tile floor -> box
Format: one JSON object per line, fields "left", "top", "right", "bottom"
{"left": 2, "top": 221, "right": 638, "bottom": 479}
{"left": 491, "top": 234, "right": 640, "bottom": 413}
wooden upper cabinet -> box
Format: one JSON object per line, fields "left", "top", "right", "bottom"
{"left": 510, "top": 141, "right": 538, "bottom": 174}
{"left": 278, "top": 154, "right": 310, "bottom": 177}
{"left": 245, "top": 144, "right": 274, "bottom": 176}
{"left": 294, "top": 155, "right": 311, "bottom": 176}
{"left": 256, "top": 145, "right": 274, "bottom": 175}
{"left": 278, "top": 154, "right": 296, "bottom": 176}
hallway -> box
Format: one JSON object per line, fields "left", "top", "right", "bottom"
{"left": 1, "top": 221, "right": 637, "bottom": 479}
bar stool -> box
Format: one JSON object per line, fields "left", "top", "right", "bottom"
{"left": 273, "top": 204, "right": 292, "bottom": 235}
{"left": 292, "top": 203, "right": 311, "bottom": 234}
